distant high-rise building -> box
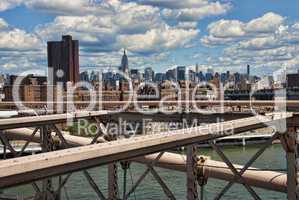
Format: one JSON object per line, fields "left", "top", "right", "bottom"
{"left": 287, "top": 73, "right": 299, "bottom": 89}
{"left": 90, "top": 71, "right": 98, "bottom": 81}
{"left": 177, "top": 66, "right": 186, "bottom": 81}
{"left": 247, "top": 65, "right": 250, "bottom": 77}
{"left": 207, "top": 68, "right": 214, "bottom": 75}
{"left": 119, "top": 49, "right": 130, "bottom": 94}
{"left": 144, "top": 67, "right": 154, "bottom": 82}
{"left": 47, "top": 35, "right": 79, "bottom": 85}
{"left": 155, "top": 73, "right": 166, "bottom": 83}
{"left": 120, "top": 49, "right": 129, "bottom": 75}
{"left": 195, "top": 63, "right": 200, "bottom": 82}
{"left": 205, "top": 72, "right": 213, "bottom": 82}
{"left": 226, "top": 71, "right": 230, "bottom": 79}
{"left": 220, "top": 73, "right": 227, "bottom": 83}
{"left": 198, "top": 71, "right": 205, "bottom": 81}
{"left": 188, "top": 70, "right": 196, "bottom": 82}
{"left": 196, "top": 63, "right": 199, "bottom": 74}
{"left": 166, "top": 69, "right": 176, "bottom": 81}
{"left": 80, "top": 71, "right": 89, "bottom": 82}
{"left": 130, "top": 69, "right": 141, "bottom": 81}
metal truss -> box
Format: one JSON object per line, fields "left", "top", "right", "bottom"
{"left": 0, "top": 115, "right": 297, "bottom": 200}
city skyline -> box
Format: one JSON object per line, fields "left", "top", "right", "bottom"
{"left": 0, "top": 0, "right": 298, "bottom": 75}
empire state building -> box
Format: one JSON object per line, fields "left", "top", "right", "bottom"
{"left": 120, "top": 49, "right": 129, "bottom": 74}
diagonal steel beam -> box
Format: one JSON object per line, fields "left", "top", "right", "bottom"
{"left": 55, "top": 174, "right": 72, "bottom": 197}
{"left": 148, "top": 165, "right": 176, "bottom": 200}
{"left": 214, "top": 132, "right": 280, "bottom": 199}
{"left": 51, "top": 125, "right": 69, "bottom": 148}
{"left": 83, "top": 170, "right": 106, "bottom": 200}
{"left": 0, "top": 136, "right": 7, "bottom": 159}
{"left": 91, "top": 118, "right": 106, "bottom": 144}
{"left": 0, "top": 133, "right": 17, "bottom": 157}
{"left": 17, "top": 128, "right": 39, "bottom": 157}
{"left": 31, "top": 182, "right": 41, "bottom": 193}
{"left": 210, "top": 142, "right": 261, "bottom": 200}
{"left": 1, "top": 130, "right": 41, "bottom": 198}
{"left": 125, "top": 152, "right": 164, "bottom": 200}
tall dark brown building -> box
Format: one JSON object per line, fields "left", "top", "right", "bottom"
{"left": 287, "top": 73, "right": 299, "bottom": 88}
{"left": 47, "top": 35, "right": 79, "bottom": 85}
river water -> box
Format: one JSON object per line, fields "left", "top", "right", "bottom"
{"left": 3, "top": 145, "right": 287, "bottom": 200}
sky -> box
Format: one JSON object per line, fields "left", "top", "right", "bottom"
{"left": 0, "top": 0, "right": 298, "bottom": 76}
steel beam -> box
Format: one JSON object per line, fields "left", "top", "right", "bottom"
{"left": 40, "top": 126, "right": 55, "bottom": 200}
{"left": 108, "top": 164, "right": 119, "bottom": 200}
{"left": 186, "top": 145, "right": 198, "bottom": 200}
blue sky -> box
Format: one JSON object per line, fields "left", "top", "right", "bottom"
{"left": 0, "top": 0, "right": 298, "bottom": 75}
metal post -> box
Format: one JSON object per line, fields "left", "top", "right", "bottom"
{"left": 108, "top": 163, "right": 119, "bottom": 200}
{"left": 40, "top": 126, "right": 56, "bottom": 200}
{"left": 3, "top": 143, "right": 6, "bottom": 159}
{"left": 197, "top": 156, "right": 208, "bottom": 200}
{"left": 187, "top": 145, "right": 198, "bottom": 200}
{"left": 121, "top": 161, "right": 130, "bottom": 200}
{"left": 280, "top": 128, "right": 298, "bottom": 200}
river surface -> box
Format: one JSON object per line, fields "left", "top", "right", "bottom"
{"left": 3, "top": 145, "right": 287, "bottom": 199}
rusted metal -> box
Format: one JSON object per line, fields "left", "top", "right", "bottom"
{"left": 186, "top": 145, "right": 198, "bottom": 200}
{"left": 280, "top": 127, "right": 298, "bottom": 200}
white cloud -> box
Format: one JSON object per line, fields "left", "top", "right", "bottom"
{"left": 201, "top": 14, "right": 299, "bottom": 72}
{"left": 0, "top": 0, "right": 23, "bottom": 11}
{"left": 208, "top": 20, "right": 245, "bottom": 38}
{"left": 0, "top": 18, "right": 44, "bottom": 73}
{"left": 202, "top": 12, "right": 285, "bottom": 46}
{"left": 176, "top": 22, "right": 198, "bottom": 29}
{"left": 137, "top": 0, "right": 208, "bottom": 9}
{"left": 201, "top": 20, "right": 245, "bottom": 45}
{"left": 293, "top": 23, "right": 299, "bottom": 30}
{"left": 35, "top": 1, "right": 199, "bottom": 56}
{"left": 117, "top": 25, "right": 198, "bottom": 54}
{"left": 164, "top": 2, "right": 231, "bottom": 22}
{"left": 238, "top": 36, "right": 280, "bottom": 50}
{"left": 0, "top": 18, "right": 42, "bottom": 51}
{"left": 24, "top": 0, "right": 113, "bottom": 15}
{"left": 245, "top": 12, "right": 285, "bottom": 33}
{"left": 0, "top": 19, "right": 8, "bottom": 29}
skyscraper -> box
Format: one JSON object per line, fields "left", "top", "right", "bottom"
{"left": 48, "top": 35, "right": 79, "bottom": 85}
{"left": 247, "top": 64, "right": 250, "bottom": 77}
{"left": 120, "top": 49, "right": 129, "bottom": 75}
{"left": 144, "top": 67, "right": 154, "bottom": 82}
{"left": 177, "top": 66, "right": 186, "bottom": 81}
